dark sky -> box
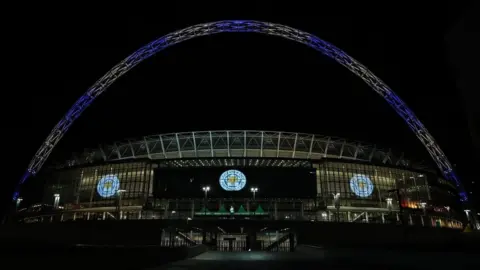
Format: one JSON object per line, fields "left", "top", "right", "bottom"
{"left": 4, "top": 5, "right": 477, "bottom": 213}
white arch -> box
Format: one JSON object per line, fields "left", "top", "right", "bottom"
{"left": 15, "top": 20, "right": 466, "bottom": 201}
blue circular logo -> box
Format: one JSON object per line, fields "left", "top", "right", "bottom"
{"left": 350, "top": 174, "right": 374, "bottom": 197}
{"left": 219, "top": 170, "right": 247, "bottom": 191}
{"left": 97, "top": 174, "right": 120, "bottom": 198}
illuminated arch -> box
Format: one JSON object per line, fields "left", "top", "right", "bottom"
{"left": 15, "top": 20, "right": 466, "bottom": 201}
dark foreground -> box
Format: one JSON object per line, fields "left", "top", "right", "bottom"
{"left": 154, "top": 248, "right": 478, "bottom": 270}
{"left": 2, "top": 245, "right": 479, "bottom": 270}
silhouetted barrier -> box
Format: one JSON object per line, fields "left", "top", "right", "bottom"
{"left": 1, "top": 220, "right": 478, "bottom": 252}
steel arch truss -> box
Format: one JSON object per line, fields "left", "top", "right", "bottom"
{"left": 18, "top": 20, "right": 466, "bottom": 201}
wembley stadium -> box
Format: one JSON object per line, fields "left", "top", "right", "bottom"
{"left": 18, "top": 130, "right": 464, "bottom": 230}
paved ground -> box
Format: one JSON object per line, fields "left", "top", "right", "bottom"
{"left": 2, "top": 243, "right": 478, "bottom": 269}
{"left": 153, "top": 249, "right": 478, "bottom": 270}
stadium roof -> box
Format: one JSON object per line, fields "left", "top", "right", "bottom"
{"left": 55, "top": 130, "right": 428, "bottom": 170}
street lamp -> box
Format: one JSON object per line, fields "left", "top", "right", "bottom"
{"left": 53, "top": 193, "right": 60, "bottom": 209}
{"left": 202, "top": 186, "right": 210, "bottom": 215}
{"left": 250, "top": 187, "right": 258, "bottom": 200}
{"left": 202, "top": 186, "right": 210, "bottom": 199}
{"left": 333, "top": 193, "right": 340, "bottom": 222}
{"left": 116, "top": 189, "right": 126, "bottom": 220}
{"left": 420, "top": 202, "right": 427, "bottom": 215}
{"left": 386, "top": 198, "right": 393, "bottom": 211}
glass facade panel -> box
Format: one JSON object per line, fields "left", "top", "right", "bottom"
{"left": 317, "top": 161, "right": 430, "bottom": 210}
{"left": 32, "top": 159, "right": 464, "bottom": 229}
{"left": 43, "top": 162, "right": 154, "bottom": 209}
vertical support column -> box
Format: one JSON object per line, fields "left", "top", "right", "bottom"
{"left": 202, "top": 230, "right": 207, "bottom": 244}
{"left": 89, "top": 169, "right": 98, "bottom": 207}
{"left": 292, "top": 133, "right": 298, "bottom": 158}
{"left": 365, "top": 212, "right": 369, "bottom": 223}
{"left": 274, "top": 201, "right": 278, "bottom": 220}
{"left": 191, "top": 200, "right": 195, "bottom": 218}
{"left": 424, "top": 175, "right": 432, "bottom": 200}
{"left": 381, "top": 213, "right": 385, "bottom": 224}
{"left": 289, "top": 232, "right": 295, "bottom": 252}
{"left": 76, "top": 170, "right": 83, "bottom": 204}
{"left": 192, "top": 132, "right": 197, "bottom": 157}
{"left": 260, "top": 131, "right": 264, "bottom": 157}
{"left": 300, "top": 201, "right": 304, "bottom": 219}
{"left": 226, "top": 131, "right": 231, "bottom": 157}
{"left": 243, "top": 130, "right": 247, "bottom": 157}
{"left": 164, "top": 200, "right": 170, "bottom": 219}
{"left": 276, "top": 132, "right": 281, "bottom": 158}
{"left": 149, "top": 165, "right": 155, "bottom": 198}
{"left": 175, "top": 133, "right": 182, "bottom": 158}
{"left": 348, "top": 211, "right": 351, "bottom": 222}
{"left": 209, "top": 131, "right": 214, "bottom": 157}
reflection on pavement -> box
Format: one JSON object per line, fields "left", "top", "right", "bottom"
{"left": 194, "top": 251, "right": 323, "bottom": 261}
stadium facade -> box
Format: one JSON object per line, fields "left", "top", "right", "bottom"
{"left": 19, "top": 130, "right": 464, "bottom": 230}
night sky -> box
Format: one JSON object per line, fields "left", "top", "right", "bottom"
{"left": 4, "top": 5, "right": 478, "bottom": 215}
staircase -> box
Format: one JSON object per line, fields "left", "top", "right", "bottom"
{"left": 176, "top": 230, "right": 197, "bottom": 246}
{"left": 264, "top": 233, "right": 293, "bottom": 252}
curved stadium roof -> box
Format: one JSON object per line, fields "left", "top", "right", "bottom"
{"left": 57, "top": 130, "right": 424, "bottom": 170}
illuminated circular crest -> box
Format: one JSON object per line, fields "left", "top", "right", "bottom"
{"left": 97, "top": 174, "right": 120, "bottom": 198}
{"left": 349, "top": 174, "right": 374, "bottom": 197}
{"left": 219, "top": 170, "right": 247, "bottom": 191}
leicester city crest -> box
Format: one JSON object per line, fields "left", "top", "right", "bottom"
{"left": 219, "top": 169, "right": 247, "bottom": 191}
{"left": 349, "top": 174, "right": 374, "bottom": 197}
{"left": 97, "top": 174, "right": 120, "bottom": 198}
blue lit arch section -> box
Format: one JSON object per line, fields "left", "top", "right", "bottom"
{"left": 96, "top": 174, "right": 120, "bottom": 198}
{"left": 350, "top": 174, "right": 374, "bottom": 198}
{"left": 14, "top": 20, "right": 466, "bottom": 201}
{"left": 219, "top": 169, "right": 247, "bottom": 191}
